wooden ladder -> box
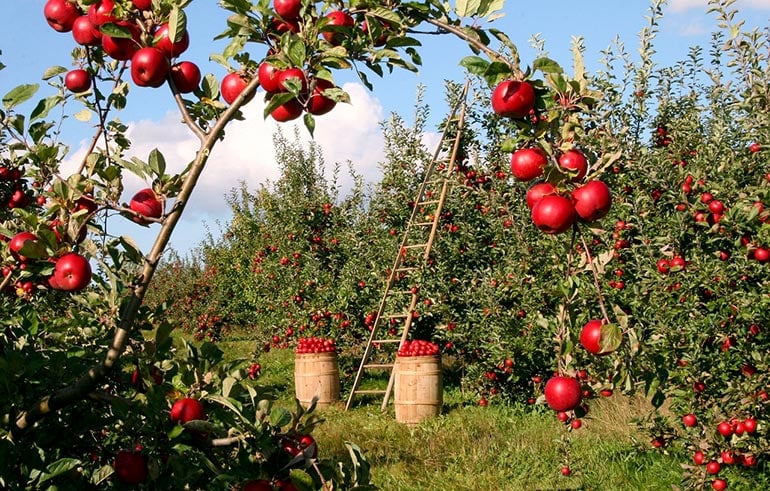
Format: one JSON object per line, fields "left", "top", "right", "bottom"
{"left": 345, "top": 83, "right": 470, "bottom": 411}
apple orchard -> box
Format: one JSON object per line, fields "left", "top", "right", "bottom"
{"left": 1, "top": 0, "right": 769, "bottom": 490}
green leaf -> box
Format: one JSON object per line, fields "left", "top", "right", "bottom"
{"left": 100, "top": 22, "right": 133, "bottom": 39}
{"left": 599, "top": 324, "right": 622, "bottom": 353}
{"left": 455, "top": 0, "right": 481, "bottom": 17}
{"left": 270, "top": 407, "right": 292, "bottom": 428}
{"left": 38, "top": 458, "right": 81, "bottom": 485}
{"left": 222, "top": 376, "right": 236, "bottom": 398}
{"left": 3, "top": 83, "right": 39, "bottom": 109}
{"left": 119, "top": 235, "right": 144, "bottom": 263}
{"left": 479, "top": 0, "right": 506, "bottom": 18}
{"left": 42, "top": 66, "right": 68, "bottom": 80}
{"left": 168, "top": 7, "right": 188, "bottom": 44}
{"left": 30, "top": 95, "right": 63, "bottom": 122}
{"left": 288, "top": 469, "right": 315, "bottom": 491}
{"left": 148, "top": 148, "right": 167, "bottom": 176}
{"left": 533, "top": 57, "right": 564, "bottom": 74}
{"left": 303, "top": 112, "right": 315, "bottom": 137}
{"left": 74, "top": 109, "right": 93, "bottom": 122}
{"left": 459, "top": 55, "right": 490, "bottom": 76}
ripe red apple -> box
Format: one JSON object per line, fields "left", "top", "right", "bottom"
{"left": 131, "top": 47, "right": 170, "bottom": 88}
{"left": 9, "top": 232, "right": 40, "bottom": 263}
{"left": 129, "top": 188, "right": 163, "bottom": 223}
{"left": 510, "top": 147, "right": 548, "bottom": 181}
{"left": 306, "top": 79, "right": 336, "bottom": 115}
{"left": 711, "top": 479, "right": 727, "bottom": 491}
{"left": 71, "top": 15, "right": 101, "bottom": 46}
{"left": 322, "top": 10, "right": 355, "bottom": 45}
{"left": 526, "top": 181, "right": 557, "bottom": 209}
{"left": 706, "top": 460, "right": 721, "bottom": 475}
{"left": 571, "top": 180, "right": 611, "bottom": 222}
{"left": 64, "top": 69, "right": 92, "bottom": 93}
{"left": 274, "top": 0, "right": 302, "bottom": 19}
{"left": 170, "top": 61, "right": 201, "bottom": 93}
{"left": 682, "top": 413, "right": 697, "bottom": 427}
{"left": 88, "top": 0, "right": 116, "bottom": 26}
{"left": 170, "top": 397, "right": 206, "bottom": 424}
{"left": 558, "top": 149, "right": 588, "bottom": 181}
{"left": 579, "top": 319, "right": 612, "bottom": 355}
{"left": 44, "top": 0, "right": 80, "bottom": 33}
{"left": 243, "top": 480, "right": 273, "bottom": 491}
{"left": 656, "top": 258, "right": 670, "bottom": 274}
{"left": 749, "top": 142, "right": 762, "bottom": 153}
{"left": 753, "top": 247, "right": 770, "bottom": 263}
{"left": 693, "top": 450, "right": 705, "bottom": 465}
{"left": 154, "top": 23, "right": 190, "bottom": 58}
{"left": 133, "top": 0, "right": 153, "bottom": 10}
{"left": 221, "top": 72, "right": 254, "bottom": 105}
{"left": 258, "top": 62, "right": 283, "bottom": 93}
{"left": 277, "top": 67, "right": 307, "bottom": 93}
{"left": 531, "top": 195, "right": 576, "bottom": 234}
{"left": 101, "top": 22, "right": 140, "bottom": 60}
{"left": 490, "top": 79, "right": 536, "bottom": 119}
{"left": 544, "top": 375, "right": 582, "bottom": 412}
{"left": 52, "top": 252, "right": 92, "bottom": 292}
{"left": 113, "top": 449, "right": 147, "bottom": 485}
{"left": 271, "top": 99, "right": 304, "bottom": 122}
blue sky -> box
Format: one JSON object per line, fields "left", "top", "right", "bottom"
{"left": 2, "top": 1, "right": 770, "bottom": 254}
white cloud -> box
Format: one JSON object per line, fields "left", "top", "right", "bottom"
{"left": 62, "top": 83, "right": 389, "bottom": 252}
{"left": 669, "top": 0, "right": 770, "bottom": 12}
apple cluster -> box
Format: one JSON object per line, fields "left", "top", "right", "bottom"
{"left": 44, "top": 0, "right": 202, "bottom": 94}
{"left": 490, "top": 79, "right": 612, "bottom": 234}
{"left": 397, "top": 339, "right": 439, "bottom": 357}
{"left": 0, "top": 165, "right": 37, "bottom": 210}
{"left": 295, "top": 336, "right": 336, "bottom": 354}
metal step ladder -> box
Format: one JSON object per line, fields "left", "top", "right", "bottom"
{"left": 345, "top": 83, "right": 470, "bottom": 411}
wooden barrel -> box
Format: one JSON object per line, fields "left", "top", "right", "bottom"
{"left": 394, "top": 355, "right": 443, "bottom": 425}
{"left": 294, "top": 352, "right": 340, "bottom": 409}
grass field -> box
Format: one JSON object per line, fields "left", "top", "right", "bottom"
{"left": 215, "top": 338, "right": 694, "bottom": 491}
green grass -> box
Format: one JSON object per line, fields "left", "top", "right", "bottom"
{"left": 217, "top": 340, "right": 689, "bottom": 491}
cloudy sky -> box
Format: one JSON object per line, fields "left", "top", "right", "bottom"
{"left": 3, "top": 0, "right": 770, "bottom": 253}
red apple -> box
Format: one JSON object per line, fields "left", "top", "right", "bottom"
{"left": 154, "top": 23, "right": 190, "bottom": 58}
{"left": 64, "top": 69, "right": 92, "bottom": 93}
{"left": 306, "top": 79, "right": 336, "bottom": 115}
{"left": 491, "top": 80, "right": 535, "bottom": 119}
{"left": 101, "top": 22, "right": 141, "bottom": 60}
{"left": 753, "top": 247, "right": 770, "bottom": 263}
{"left": 52, "top": 252, "right": 92, "bottom": 292}
{"left": 510, "top": 147, "right": 548, "bottom": 181}
{"left": 9, "top": 232, "right": 40, "bottom": 263}
{"left": 558, "top": 149, "right": 588, "bottom": 181}
{"left": 749, "top": 142, "right": 762, "bottom": 153}
{"left": 682, "top": 413, "right": 697, "bottom": 427}
{"left": 133, "top": 0, "right": 153, "bottom": 10}
{"left": 170, "top": 397, "right": 206, "bottom": 424}
{"left": 258, "top": 62, "right": 283, "bottom": 93}
{"left": 571, "top": 180, "right": 612, "bottom": 222}
{"left": 170, "top": 61, "right": 201, "bottom": 93}
{"left": 271, "top": 99, "right": 304, "bottom": 122}
{"left": 131, "top": 47, "right": 170, "bottom": 88}
{"left": 274, "top": 0, "right": 302, "bottom": 20}
{"left": 88, "top": 0, "right": 116, "bottom": 26}
{"left": 221, "top": 72, "right": 254, "bottom": 105}
{"left": 113, "top": 449, "right": 147, "bottom": 485}
{"left": 44, "top": 0, "right": 80, "bottom": 33}
{"left": 579, "top": 319, "right": 613, "bottom": 355}
{"left": 277, "top": 67, "right": 307, "bottom": 93}
{"left": 322, "top": 10, "right": 355, "bottom": 45}
{"left": 129, "top": 188, "right": 163, "bottom": 223}
{"left": 526, "top": 181, "right": 557, "bottom": 209}
{"left": 544, "top": 375, "right": 582, "bottom": 412}
{"left": 71, "top": 15, "right": 101, "bottom": 46}
{"left": 531, "top": 195, "right": 576, "bottom": 234}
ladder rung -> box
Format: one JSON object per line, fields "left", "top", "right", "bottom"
{"left": 413, "top": 221, "right": 434, "bottom": 226}
{"left": 373, "top": 339, "right": 401, "bottom": 344}
{"left": 418, "top": 199, "right": 440, "bottom": 205}
{"left": 391, "top": 290, "right": 415, "bottom": 295}
{"left": 403, "top": 244, "right": 427, "bottom": 249}
{"left": 395, "top": 267, "right": 417, "bottom": 272}
{"left": 385, "top": 313, "right": 408, "bottom": 319}
{"left": 363, "top": 363, "right": 394, "bottom": 369}
{"left": 354, "top": 390, "right": 387, "bottom": 395}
